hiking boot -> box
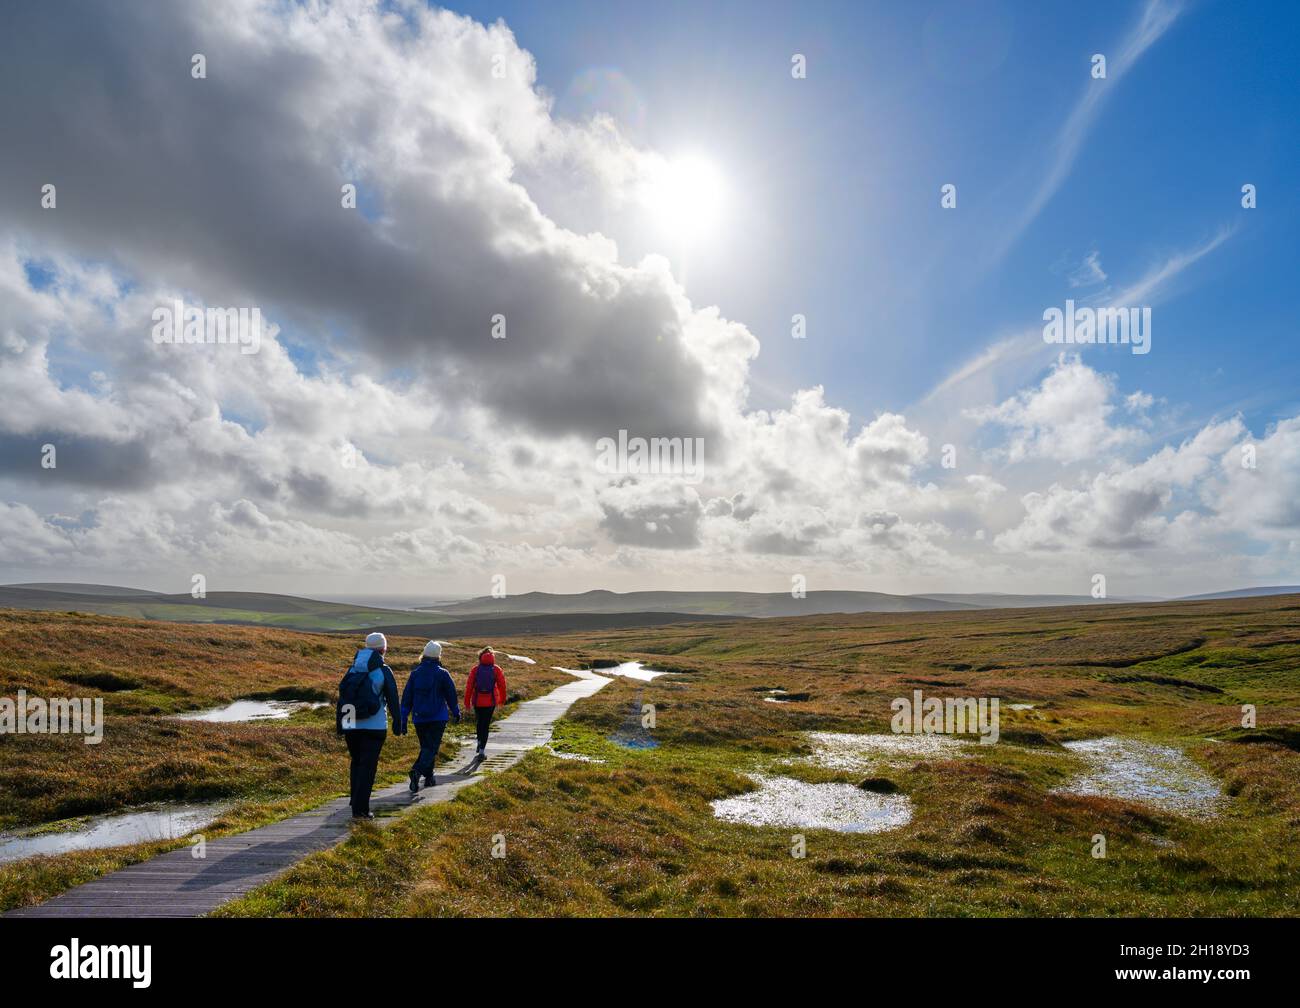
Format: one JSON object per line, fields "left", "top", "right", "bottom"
{"left": 408, "top": 771, "right": 420, "bottom": 793}
{"left": 424, "top": 775, "right": 436, "bottom": 787}
{"left": 352, "top": 812, "right": 375, "bottom": 820}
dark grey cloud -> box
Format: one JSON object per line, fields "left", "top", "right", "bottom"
{"left": 599, "top": 494, "right": 701, "bottom": 548}
{"left": 0, "top": 432, "right": 159, "bottom": 490}
{"left": 0, "top": 1, "right": 715, "bottom": 442}
{"left": 745, "top": 520, "right": 830, "bottom": 556}
{"left": 744, "top": 530, "right": 818, "bottom": 555}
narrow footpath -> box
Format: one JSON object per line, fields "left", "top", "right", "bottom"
{"left": 8, "top": 668, "right": 611, "bottom": 918}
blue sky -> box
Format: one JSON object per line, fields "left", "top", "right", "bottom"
{"left": 461, "top": 0, "right": 1299, "bottom": 433}
{"left": 1, "top": 0, "right": 1297, "bottom": 598}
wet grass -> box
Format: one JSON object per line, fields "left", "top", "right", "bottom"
{"left": 213, "top": 594, "right": 1300, "bottom": 917}
{"left": 218, "top": 728, "right": 1299, "bottom": 917}
{"left": 6, "top": 595, "right": 1300, "bottom": 915}
{"left": 0, "top": 610, "right": 572, "bottom": 909}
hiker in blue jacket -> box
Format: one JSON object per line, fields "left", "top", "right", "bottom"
{"left": 399, "top": 641, "right": 461, "bottom": 792}
{"left": 336, "top": 632, "right": 404, "bottom": 819}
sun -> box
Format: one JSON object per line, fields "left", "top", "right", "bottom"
{"left": 639, "top": 155, "right": 726, "bottom": 242}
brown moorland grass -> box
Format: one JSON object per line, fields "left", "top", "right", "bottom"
{"left": 5, "top": 595, "right": 1300, "bottom": 915}
{"left": 0, "top": 610, "right": 575, "bottom": 908}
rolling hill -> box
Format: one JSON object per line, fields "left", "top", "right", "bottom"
{"left": 420, "top": 588, "right": 1140, "bottom": 619}
{"left": 0, "top": 584, "right": 441, "bottom": 631}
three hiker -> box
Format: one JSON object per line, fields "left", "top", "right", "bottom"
{"left": 464, "top": 647, "right": 508, "bottom": 757}
{"left": 336, "top": 632, "right": 404, "bottom": 820}
{"left": 337, "top": 637, "right": 508, "bottom": 819}
{"left": 399, "top": 640, "right": 460, "bottom": 793}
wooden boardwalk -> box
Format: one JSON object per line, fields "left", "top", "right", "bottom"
{"left": 8, "top": 668, "right": 611, "bottom": 918}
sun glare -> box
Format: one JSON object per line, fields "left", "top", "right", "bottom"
{"left": 640, "top": 155, "right": 726, "bottom": 242}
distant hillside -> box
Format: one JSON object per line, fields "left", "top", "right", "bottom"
{"left": 1177, "top": 585, "right": 1300, "bottom": 601}
{"left": 10, "top": 582, "right": 1294, "bottom": 635}
{"left": 0, "top": 584, "right": 441, "bottom": 631}
{"left": 0, "top": 584, "right": 741, "bottom": 636}
{"left": 7, "top": 582, "right": 161, "bottom": 597}
{"left": 421, "top": 588, "right": 1147, "bottom": 619}
{"left": 918, "top": 592, "right": 1158, "bottom": 608}
{"left": 420, "top": 589, "right": 970, "bottom": 619}
{"left": 353, "top": 610, "right": 746, "bottom": 640}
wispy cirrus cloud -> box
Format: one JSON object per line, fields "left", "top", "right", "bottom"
{"left": 919, "top": 222, "right": 1232, "bottom": 413}
{"left": 986, "top": 0, "right": 1186, "bottom": 265}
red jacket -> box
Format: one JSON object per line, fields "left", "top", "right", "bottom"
{"left": 464, "top": 662, "right": 507, "bottom": 708}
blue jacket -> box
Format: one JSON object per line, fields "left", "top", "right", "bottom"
{"left": 400, "top": 658, "right": 460, "bottom": 730}
{"left": 339, "top": 647, "right": 402, "bottom": 733}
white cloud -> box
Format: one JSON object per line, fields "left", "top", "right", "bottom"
{"left": 994, "top": 417, "right": 1245, "bottom": 554}
{"left": 1204, "top": 417, "right": 1300, "bottom": 536}
{"left": 967, "top": 355, "right": 1142, "bottom": 464}
{"left": 1068, "top": 250, "right": 1108, "bottom": 289}
{"left": 0, "top": 0, "right": 1293, "bottom": 600}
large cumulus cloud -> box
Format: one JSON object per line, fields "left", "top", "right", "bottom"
{"left": 0, "top": 0, "right": 1296, "bottom": 597}
{"left": 0, "top": 0, "right": 736, "bottom": 442}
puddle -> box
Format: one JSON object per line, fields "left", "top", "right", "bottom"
{"left": 555, "top": 662, "right": 664, "bottom": 682}
{"left": 505, "top": 654, "right": 536, "bottom": 664}
{"left": 1008, "top": 703, "right": 1036, "bottom": 711}
{"left": 598, "top": 661, "right": 665, "bottom": 681}
{"left": 0, "top": 803, "right": 228, "bottom": 864}
{"left": 546, "top": 746, "right": 605, "bottom": 763}
{"left": 171, "top": 699, "right": 328, "bottom": 722}
{"left": 610, "top": 736, "right": 658, "bottom": 749}
{"left": 711, "top": 775, "right": 912, "bottom": 834}
{"left": 1053, "top": 736, "right": 1223, "bottom": 816}
{"left": 796, "top": 732, "right": 968, "bottom": 771}
{"left": 763, "top": 688, "right": 809, "bottom": 704}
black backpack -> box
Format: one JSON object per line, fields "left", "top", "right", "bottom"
{"left": 337, "top": 651, "right": 384, "bottom": 725}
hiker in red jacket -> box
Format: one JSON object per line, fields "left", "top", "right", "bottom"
{"left": 464, "top": 646, "right": 507, "bottom": 756}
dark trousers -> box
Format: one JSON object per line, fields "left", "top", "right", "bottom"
{"left": 411, "top": 720, "right": 447, "bottom": 780}
{"left": 474, "top": 706, "right": 495, "bottom": 750}
{"left": 344, "top": 729, "right": 386, "bottom": 816}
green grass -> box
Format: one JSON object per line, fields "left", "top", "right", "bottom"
{"left": 4, "top": 595, "right": 1300, "bottom": 916}
{"left": 217, "top": 734, "right": 1299, "bottom": 917}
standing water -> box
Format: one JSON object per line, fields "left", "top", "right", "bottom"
{"left": 1053, "top": 736, "right": 1223, "bottom": 816}
{"left": 796, "top": 732, "right": 968, "bottom": 771}
{"left": 172, "top": 699, "right": 327, "bottom": 722}
{"left": 0, "top": 803, "right": 227, "bottom": 864}
{"left": 553, "top": 663, "right": 664, "bottom": 682}
{"left": 598, "top": 661, "right": 665, "bottom": 681}
{"left": 712, "top": 775, "right": 912, "bottom": 834}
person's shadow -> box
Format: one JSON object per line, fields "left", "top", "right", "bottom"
{"left": 381, "top": 750, "right": 487, "bottom": 811}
